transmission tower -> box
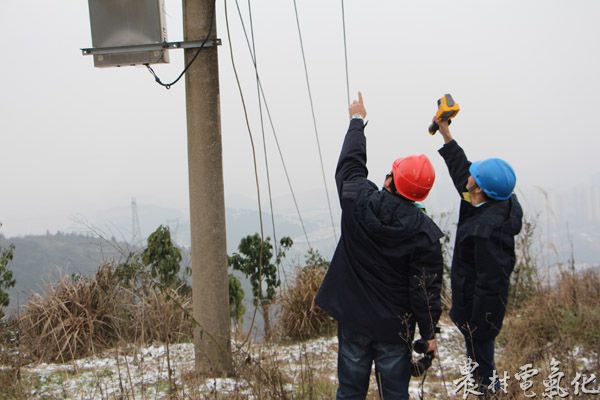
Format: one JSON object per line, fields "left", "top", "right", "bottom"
{"left": 131, "top": 197, "right": 142, "bottom": 245}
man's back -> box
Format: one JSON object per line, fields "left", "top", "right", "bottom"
{"left": 315, "top": 118, "right": 444, "bottom": 343}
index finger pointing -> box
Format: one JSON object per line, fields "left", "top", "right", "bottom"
{"left": 358, "top": 91, "right": 363, "bottom": 104}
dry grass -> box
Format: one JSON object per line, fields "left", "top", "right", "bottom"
{"left": 17, "top": 263, "right": 192, "bottom": 363}
{"left": 19, "top": 264, "right": 123, "bottom": 362}
{"left": 126, "top": 283, "right": 193, "bottom": 345}
{"left": 498, "top": 269, "right": 600, "bottom": 398}
{"left": 277, "top": 265, "right": 336, "bottom": 342}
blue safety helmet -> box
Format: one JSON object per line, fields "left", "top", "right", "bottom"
{"left": 469, "top": 158, "right": 516, "bottom": 201}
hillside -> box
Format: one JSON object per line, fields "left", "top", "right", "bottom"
{"left": 3, "top": 321, "right": 466, "bottom": 399}
{"left": 0, "top": 233, "right": 124, "bottom": 310}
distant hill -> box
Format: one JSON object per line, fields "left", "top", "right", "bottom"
{"left": 0, "top": 233, "right": 126, "bottom": 310}
{"left": 0, "top": 226, "right": 308, "bottom": 337}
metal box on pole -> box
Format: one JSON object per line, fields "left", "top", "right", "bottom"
{"left": 86, "top": 0, "right": 169, "bottom": 68}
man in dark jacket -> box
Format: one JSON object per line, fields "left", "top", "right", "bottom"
{"left": 315, "top": 92, "right": 444, "bottom": 400}
{"left": 434, "top": 116, "right": 523, "bottom": 392}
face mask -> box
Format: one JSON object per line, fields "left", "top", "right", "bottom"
{"left": 462, "top": 191, "right": 486, "bottom": 207}
{"left": 462, "top": 191, "right": 471, "bottom": 203}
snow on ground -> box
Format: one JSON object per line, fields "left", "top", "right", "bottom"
{"left": 4, "top": 321, "right": 470, "bottom": 399}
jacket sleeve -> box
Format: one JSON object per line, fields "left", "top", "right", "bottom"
{"left": 469, "top": 236, "right": 511, "bottom": 340}
{"left": 438, "top": 139, "right": 471, "bottom": 198}
{"left": 409, "top": 240, "right": 444, "bottom": 340}
{"left": 335, "top": 119, "right": 369, "bottom": 204}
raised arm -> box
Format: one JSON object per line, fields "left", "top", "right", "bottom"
{"left": 335, "top": 92, "right": 369, "bottom": 202}
{"left": 435, "top": 118, "right": 472, "bottom": 197}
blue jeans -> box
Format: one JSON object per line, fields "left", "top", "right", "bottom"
{"left": 337, "top": 323, "right": 411, "bottom": 400}
{"left": 464, "top": 335, "right": 496, "bottom": 389}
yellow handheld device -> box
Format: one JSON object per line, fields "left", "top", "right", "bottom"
{"left": 428, "top": 94, "right": 460, "bottom": 135}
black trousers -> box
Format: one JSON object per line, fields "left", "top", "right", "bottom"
{"left": 464, "top": 335, "right": 496, "bottom": 388}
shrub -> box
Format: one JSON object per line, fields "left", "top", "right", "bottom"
{"left": 229, "top": 273, "right": 246, "bottom": 328}
{"left": 0, "top": 243, "right": 16, "bottom": 319}
{"left": 498, "top": 269, "right": 600, "bottom": 396}
{"left": 19, "top": 264, "right": 123, "bottom": 361}
{"left": 509, "top": 217, "right": 540, "bottom": 310}
{"left": 18, "top": 263, "right": 192, "bottom": 362}
{"left": 278, "top": 251, "right": 335, "bottom": 341}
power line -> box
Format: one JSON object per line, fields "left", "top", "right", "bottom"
{"left": 292, "top": 0, "right": 338, "bottom": 244}
{"left": 341, "top": 0, "right": 350, "bottom": 107}
{"left": 245, "top": 0, "right": 279, "bottom": 267}
{"left": 245, "top": 0, "right": 289, "bottom": 290}
{"left": 233, "top": 0, "right": 312, "bottom": 249}
{"left": 224, "top": 0, "right": 265, "bottom": 347}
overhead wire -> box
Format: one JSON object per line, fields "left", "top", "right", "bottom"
{"left": 233, "top": 0, "right": 312, "bottom": 250}
{"left": 223, "top": 0, "right": 265, "bottom": 348}
{"left": 245, "top": 0, "right": 283, "bottom": 288}
{"left": 292, "top": 0, "right": 339, "bottom": 244}
{"left": 341, "top": 0, "right": 350, "bottom": 107}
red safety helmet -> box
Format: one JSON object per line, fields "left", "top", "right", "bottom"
{"left": 392, "top": 155, "right": 435, "bottom": 202}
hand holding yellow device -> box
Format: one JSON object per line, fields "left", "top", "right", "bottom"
{"left": 428, "top": 94, "right": 460, "bottom": 135}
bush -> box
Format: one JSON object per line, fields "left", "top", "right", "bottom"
{"left": 18, "top": 263, "right": 192, "bottom": 362}
{"left": 498, "top": 269, "right": 600, "bottom": 396}
{"left": 0, "top": 243, "right": 16, "bottom": 319}
{"left": 509, "top": 217, "right": 540, "bottom": 310}
{"left": 278, "top": 262, "right": 335, "bottom": 341}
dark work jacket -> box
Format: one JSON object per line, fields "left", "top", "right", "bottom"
{"left": 315, "top": 119, "right": 444, "bottom": 343}
{"left": 439, "top": 140, "right": 523, "bottom": 341}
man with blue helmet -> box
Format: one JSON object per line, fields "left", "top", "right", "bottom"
{"left": 433, "top": 116, "right": 523, "bottom": 393}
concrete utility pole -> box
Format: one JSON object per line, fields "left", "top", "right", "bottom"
{"left": 184, "top": 0, "right": 232, "bottom": 375}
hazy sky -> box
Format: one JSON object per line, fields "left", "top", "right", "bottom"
{"left": 1, "top": 0, "right": 599, "bottom": 237}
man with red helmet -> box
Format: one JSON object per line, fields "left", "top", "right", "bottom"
{"left": 315, "top": 92, "right": 444, "bottom": 399}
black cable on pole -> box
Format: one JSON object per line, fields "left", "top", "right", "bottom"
{"left": 246, "top": 0, "right": 280, "bottom": 273}
{"left": 341, "top": 0, "right": 350, "bottom": 107}
{"left": 292, "top": 0, "right": 338, "bottom": 243}
{"left": 144, "top": 1, "right": 216, "bottom": 89}
{"left": 234, "top": 0, "right": 312, "bottom": 249}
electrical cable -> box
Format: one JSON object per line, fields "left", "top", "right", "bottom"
{"left": 233, "top": 0, "right": 312, "bottom": 249}
{"left": 224, "top": 0, "right": 265, "bottom": 347}
{"left": 144, "top": 0, "right": 216, "bottom": 89}
{"left": 245, "top": 0, "right": 282, "bottom": 289}
{"left": 292, "top": 0, "right": 338, "bottom": 244}
{"left": 341, "top": 0, "right": 350, "bottom": 107}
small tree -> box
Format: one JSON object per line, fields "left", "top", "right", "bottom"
{"left": 510, "top": 217, "right": 539, "bottom": 309}
{"left": 0, "top": 243, "right": 16, "bottom": 319}
{"left": 114, "top": 251, "right": 145, "bottom": 286}
{"left": 228, "top": 234, "right": 293, "bottom": 340}
{"left": 0, "top": 244, "right": 16, "bottom": 319}
{"left": 304, "top": 248, "right": 329, "bottom": 269}
{"left": 142, "top": 225, "right": 182, "bottom": 288}
{"left": 228, "top": 274, "right": 245, "bottom": 329}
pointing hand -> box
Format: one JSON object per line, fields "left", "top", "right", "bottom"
{"left": 349, "top": 91, "right": 367, "bottom": 119}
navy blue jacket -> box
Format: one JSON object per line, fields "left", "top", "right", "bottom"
{"left": 315, "top": 119, "right": 444, "bottom": 343}
{"left": 439, "top": 140, "right": 523, "bottom": 340}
